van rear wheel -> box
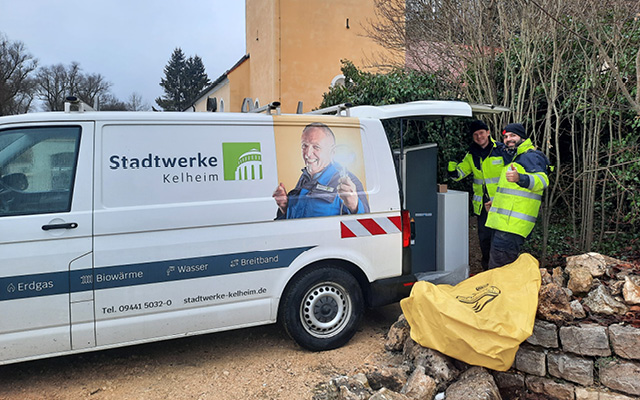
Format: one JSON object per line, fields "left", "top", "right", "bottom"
{"left": 280, "top": 266, "right": 364, "bottom": 351}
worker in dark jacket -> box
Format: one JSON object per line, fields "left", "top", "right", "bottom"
{"left": 486, "top": 123, "right": 550, "bottom": 269}
{"left": 448, "top": 120, "right": 507, "bottom": 270}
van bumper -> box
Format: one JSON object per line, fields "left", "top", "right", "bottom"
{"left": 367, "top": 274, "right": 416, "bottom": 308}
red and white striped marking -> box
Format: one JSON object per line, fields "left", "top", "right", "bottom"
{"left": 340, "top": 216, "right": 402, "bottom": 238}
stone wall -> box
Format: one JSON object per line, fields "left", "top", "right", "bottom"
{"left": 314, "top": 253, "right": 640, "bottom": 400}
{"left": 497, "top": 252, "right": 640, "bottom": 399}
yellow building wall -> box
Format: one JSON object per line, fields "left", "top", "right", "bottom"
{"left": 192, "top": 55, "right": 250, "bottom": 113}
{"left": 227, "top": 58, "right": 251, "bottom": 112}
{"left": 191, "top": 80, "right": 230, "bottom": 112}
{"left": 215, "top": 83, "right": 231, "bottom": 112}
{"left": 279, "top": 0, "right": 402, "bottom": 113}
{"left": 245, "top": 0, "right": 279, "bottom": 109}
{"left": 192, "top": 99, "right": 208, "bottom": 112}
{"left": 243, "top": 0, "right": 403, "bottom": 114}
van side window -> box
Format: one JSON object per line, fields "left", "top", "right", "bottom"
{"left": 0, "top": 126, "right": 81, "bottom": 217}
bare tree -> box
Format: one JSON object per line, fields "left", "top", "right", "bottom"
{"left": 35, "top": 62, "right": 111, "bottom": 111}
{"left": 365, "top": 0, "right": 640, "bottom": 260}
{"left": 77, "top": 72, "right": 111, "bottom": 108}
{"left": 126, "top": 92, "right": 149, "bottom": 111}
{"left": 573, "top": 0, "right": 640, "bottom": 115}
{"left": 36, "top": 62, "right": 82, "bottom": 111}
{"left": 0, "top": 34, "right": 38, "bottom": 115}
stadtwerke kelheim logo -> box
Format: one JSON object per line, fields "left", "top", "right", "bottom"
{"left": 222, "top": 142, "right": 263, "bottom": 181}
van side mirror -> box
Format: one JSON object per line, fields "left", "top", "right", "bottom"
{"left": 0, "top": 173, "right": 28, "bottom": 192}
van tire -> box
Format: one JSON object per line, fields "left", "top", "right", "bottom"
{"left": 279, "top": 266, "right": 364, "bottom": 351}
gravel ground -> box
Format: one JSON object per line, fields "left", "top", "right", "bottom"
{"left": 0, "top": 304, "right": 403, "bottom": 400}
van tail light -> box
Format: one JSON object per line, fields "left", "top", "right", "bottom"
{"left": 401, "top": 210, "right": 411, "bottom": 248}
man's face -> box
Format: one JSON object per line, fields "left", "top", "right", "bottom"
{"left": 301, "top": 127, "right": 335, "bottom": 175}
{"left": 503, "top": 132, "right": 523, "bottom": 149}
{"left": 472, "top": 129, "right": 491, "bottom": 148}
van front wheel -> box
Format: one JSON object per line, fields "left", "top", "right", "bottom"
{"left": 280, "top": 266, "right": 364, "bottom": 351}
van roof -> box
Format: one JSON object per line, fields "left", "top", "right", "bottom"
{"left": 0, "top": 111, "right": 276, "bottom": 125}
{"left": 347, "top": 101, "right": 473, "bottom": 120}
{"left": 345, "top": 101, "right": 509, "bottom": 120}
{"left": 0, "top": 101, "right": 508, "bottom": 125}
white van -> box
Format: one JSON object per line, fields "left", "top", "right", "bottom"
{"left": 0, "top": 100, "right": 484, "bottom": 365}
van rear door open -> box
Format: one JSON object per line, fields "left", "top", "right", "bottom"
{"left": 348, "top": 101, "right": 473, "bottom": 276}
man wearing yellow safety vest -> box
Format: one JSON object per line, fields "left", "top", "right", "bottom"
{"left": 486, "top": 123, "right": 550, "bottom": 269}
{"left": 448, "top": 120, "right": 507, "bottom": 270}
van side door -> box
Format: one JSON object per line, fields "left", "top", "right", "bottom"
{"left": 0, "top": 123, "right": 93, "bottom": 364}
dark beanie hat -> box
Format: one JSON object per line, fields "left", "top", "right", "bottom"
{"left": 468, "top": 120, "right": 489, "bottom": 134}
{"left": 502, "top": 123, "right": 527, "bottom": 139}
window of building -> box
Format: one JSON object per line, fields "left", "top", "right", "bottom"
{"left": 207, "top": 97, "right": 218, "bottom": 112}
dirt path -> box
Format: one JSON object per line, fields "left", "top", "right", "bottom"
{"left": 0, "top": 304, "right": 402, "bottom": 400}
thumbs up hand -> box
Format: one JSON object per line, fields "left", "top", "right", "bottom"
{"left": 506, "top": 163, "right": 519, "bottom": 182}
{"left": 338, "top": 176, "right": 359, "bottom": 213}
{"left": 273, "top": 182, "right": 288, "bottom": 212}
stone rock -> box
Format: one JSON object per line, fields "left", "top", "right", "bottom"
{"left": 325, "top": 375, "right": 373, "bottom": 400}
{"left": 609, "top": 324, "right": 640, "bottom": 360}
{"left": 598, "top": 359, "right": 640, "bottom": 396}
{"left": 352, "top": 373, "right": 370, "bottom": 388}
{"left": 445, "top": 367, "right": 501, "bottom": 400}
{"left": 623, "top": 276, "right": 640, "bottom": 305}
{"left": 515, "top": 345, "right": 546, "bottom": 376}
{"left": 566, "top": 252, "right": 622, "bottom": 277}
{"left": 575, "top": 387, "right": 638, "bottom": 399}
{"left": 338, "top": 386, "right": 368, "bottom": 400}
{"left": 547, "top": 351, "right": 594, "bottom": 386}
{"left": 369, "top": 388, "right": 410, "bottom": 400}
{"left": 540, "top": 268, "right": 553, "bottom": 285}
{"left": 567, "top": 267, "right": 593, "bottom": 294}
{"left": 526, "top": 319, "right": 559, "bottom": 348}
{"left": 559, "top": 324, "right": 611, "bottom": 357}
{"left": 537, "top": 282, "right": 574, "bottom": 323}
{"left": 583, "top": 284, "right": 629, "bottom": 315}
{"left": 615, "top": 268, "right": 636, "bottom": 280}
{"left": 526, "top": 376, "right": 575, "bottom": 400}
{"left": 552, "top": 266, "right": 565, "bottom": 287}
{"left": 400, "top": 366, "right": 436, "bottom": 400}
{"left": 610, "top": 279, "right": 625, "bottom": 296}
{"left": 359, "top": 363, "right": 409, "bottom": 393}
{"left": 491, "top": 371, "right": 525, "bottom": 399}
{"left": 385, "top": 315, "right": 410, "bottom": 352}
{"left": 570, "top": 300, "right": 587, "bottom": 319}
{"left": 402, "top": 339, "right": 458, "bottom": 391}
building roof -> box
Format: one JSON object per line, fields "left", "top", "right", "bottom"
{"left": 183, "top": 54, "right": 250, "bottom": 111}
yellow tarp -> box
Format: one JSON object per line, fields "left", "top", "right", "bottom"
{"left": 400, "top": 253, "right": 541, "bottom": 371}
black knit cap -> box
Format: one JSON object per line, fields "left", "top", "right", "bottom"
{"left": 468, "top": 120, "right": 489, "bottom": 134}
{"left": 502, "top": 123, "right": 527, "bottom": 139}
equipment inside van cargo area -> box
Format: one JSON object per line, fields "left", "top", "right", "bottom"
{"left": 0, "top": 100, "right": 503, "bottom": 365}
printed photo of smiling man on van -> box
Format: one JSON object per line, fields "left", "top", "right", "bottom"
{"left": 273, "top": 122, "right": 369, "bottom": 219}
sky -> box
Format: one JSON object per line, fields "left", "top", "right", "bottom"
{"left": 0, "top": 0, "right": 246, "bottom": 109}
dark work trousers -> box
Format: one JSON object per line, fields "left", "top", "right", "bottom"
{"left": 488, "top": 230, "right": 525, "bottom": 269}
{"left": 477, "top": 206, "right": 495, "bottom": 270}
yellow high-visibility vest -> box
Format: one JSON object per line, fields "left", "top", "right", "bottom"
{"left": 486, "top": 139, "right": 549, "bottom": 237}
{"left": 448, "top": 138, "right": 505, "bottom": 215}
